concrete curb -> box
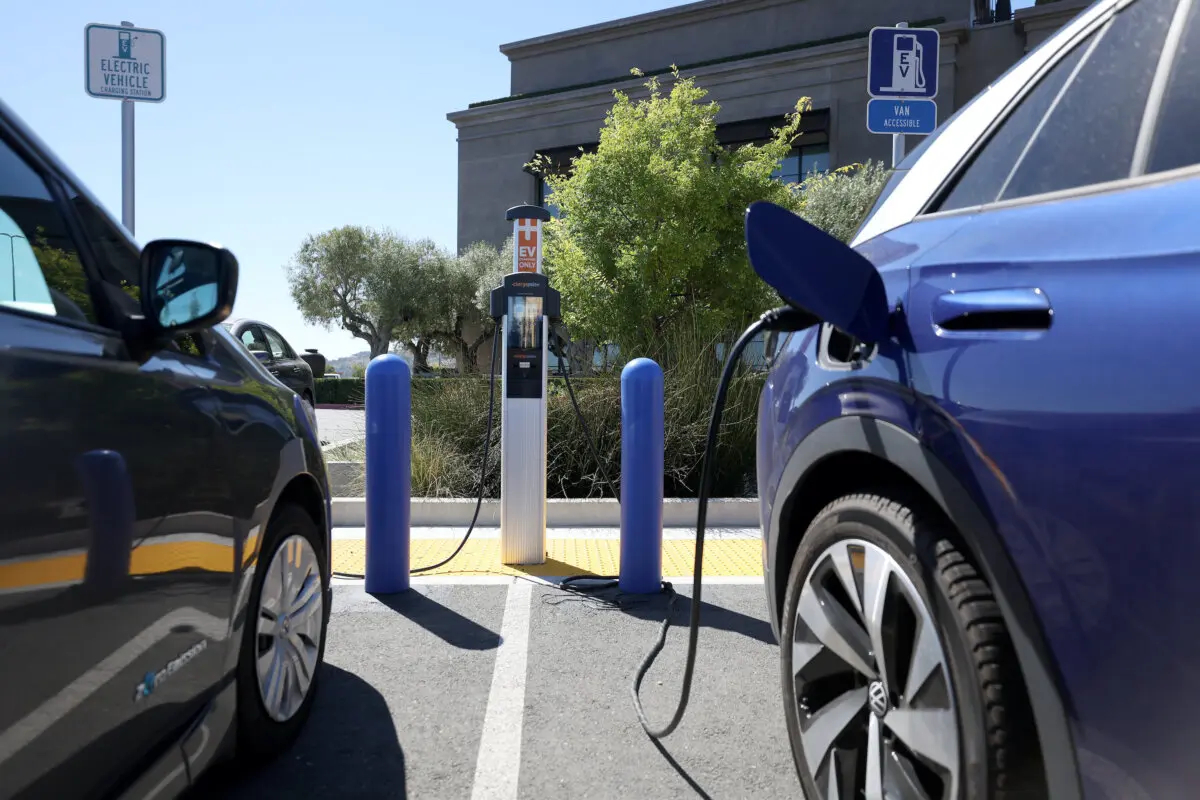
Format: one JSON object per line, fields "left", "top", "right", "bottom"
{"left": 330, "top": 496, "right": 759, "bottom": 528}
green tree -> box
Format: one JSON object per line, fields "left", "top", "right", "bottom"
{"left": 532, "top": 68, "right": 809, "bottom": 359}
{"left": 286, "top": 226, "right": 452, "bottom": 359}
{"left": 430, "top": 237, "right": 511, "bottom": 373}
{"left": 795, "top": 161, "right": 891, "bottom": 244}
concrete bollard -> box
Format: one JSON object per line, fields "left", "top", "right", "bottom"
{"left": 365, "top": 354, "right": 411, "bottom": 594}
{"left": 619, "top": 358, "right": 664, "bottom": 594}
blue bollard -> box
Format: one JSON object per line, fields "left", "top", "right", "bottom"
{"left": 620, "top": 358, "right": 664, "bottom": 594}
{"left": 77, "top": 449, "right": 135, "bottom": 593}
{"left": 365, "top": 354, "right": 411, "bottom": 594}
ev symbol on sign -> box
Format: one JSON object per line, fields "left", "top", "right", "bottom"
{"left": 515, "top": 219, "right": 540, "bottom": 273}
{"left": 867, "top": 26, "right": 939, "bottom": 100}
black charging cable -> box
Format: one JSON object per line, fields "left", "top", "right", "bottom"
{"left": 552, "top": 308, "right": 814, "bottom": 739}
{"left": 630, "top": 307, "right": 811, "bottom": 738}
{"left": 332, "top": 327, "right": 501, "bottom": 579}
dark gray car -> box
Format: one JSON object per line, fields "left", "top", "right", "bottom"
{"left": 0, "top": 97, "right": 332, "bottom": 799}
{"left": 222, "top": 318, "right": 319, "bottom": 413}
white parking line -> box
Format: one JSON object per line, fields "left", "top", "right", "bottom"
{"left": 470, "top": 579, "right": 533, "bottom": 800}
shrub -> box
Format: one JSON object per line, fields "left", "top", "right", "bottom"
{"left": 315, "top": 378, "right": 365, "bottom": 405}
{"left": 795, "top": 160, "right": 892, "bottom": 244}
{"left": 324, "top": 331, "right": 764, "bottom": 498}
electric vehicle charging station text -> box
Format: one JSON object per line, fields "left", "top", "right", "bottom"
{"left": 490, "top": 205, "right": 560, "bottom": 565}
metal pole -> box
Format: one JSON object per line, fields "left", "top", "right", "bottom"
{"left": 891, "top": 21, "right": 909, "bottom": 168}
{"left": 121, "top": 21, "right": 135, "bottom": 235}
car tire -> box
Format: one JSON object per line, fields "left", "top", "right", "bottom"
{"left": 234, "top": 503, "right": 329, "bottom": 761}
{"left": 780, "top": 491, "right": 1036, "bottom": 799}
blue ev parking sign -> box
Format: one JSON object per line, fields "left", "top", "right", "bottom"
{"left": 867, "top": 26, "right": 940, "bottom": 100}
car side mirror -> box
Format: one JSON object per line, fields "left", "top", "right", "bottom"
{"left": 140, "top": 239, "right": 238, "bottom": 334}
{"left": 252, "top": 350, "right": 271, "bottom": 363}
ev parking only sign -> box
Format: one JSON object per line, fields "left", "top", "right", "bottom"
{"left": 866, "top": 25, "right": 938, "bottom": 136}
{"left": 85, "top": 23, "right": 166, "bottom": 102}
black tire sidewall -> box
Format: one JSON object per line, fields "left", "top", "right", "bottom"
{"left": 779, "top": 494, "right": 990, "bottom": 799}
{"left": 235, "top": 503, "right": 330, "bottom": 760}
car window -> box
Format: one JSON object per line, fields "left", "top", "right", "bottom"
{"left": 0, "top": 137, "right": 96, "bottom": 323}
{"left": 937, "top": 28, "right": 1097, "bottom": 212}
{"left": 998, "top": 0, "right": 1179, "bottom": 201}
{"left": 240, "top": 325, "right": 270, "bottom": 354}
{"left": 1146, "top": 0, "right": 1200, "bottom": 173}
{"left": 67, "top": 191, "right": 143, "bottom": 317}
{"left": 262, "top": 327, "right": 292, "bottom": 359}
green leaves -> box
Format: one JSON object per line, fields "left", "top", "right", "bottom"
{"left": 286, "top": 225, "right": 456, "bottom": 357}
{"left": 531, "top": 70, "right": 810, "bottom": 357}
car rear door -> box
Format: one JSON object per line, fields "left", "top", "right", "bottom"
{"left": 0, "top": 128, "right": 233, "bottom": 798}
{"left": 902, "top": 0, "right": 1200, "bottom": 796}
{"left": 261, "top": 324, "right": 309, "bottom": 396}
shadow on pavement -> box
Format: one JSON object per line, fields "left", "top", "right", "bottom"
{"left": 618, "top": 588, "right": 778, "bottom": 646}
{"left": 649, "top": 736, "right": 716, "bottom": 800}
{"left": 189, "top": 664, "right": 405, "bottom": 798}
{"left": 373, "top": 589, "right": 501, "bottom": 651}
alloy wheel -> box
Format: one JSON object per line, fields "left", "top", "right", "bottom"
{"left": 790, "top": 538, "right": 959, "bottom": 799}
{"left": 255, "top": 534, "right": 324, "bottom": 722}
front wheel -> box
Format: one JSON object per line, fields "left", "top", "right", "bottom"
{"left": 780, "top": 492, "right": 1034, "bottom": 799}
{"left": 235, "top": 503, "right": 329, "bottom": 760}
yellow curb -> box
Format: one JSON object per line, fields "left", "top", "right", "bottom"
{"left": 332, "top": 538, "right": 764, "bottom": 578}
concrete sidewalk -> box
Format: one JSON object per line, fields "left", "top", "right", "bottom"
{"left": 330, "top": 526, "right": 764, "bottom": 579}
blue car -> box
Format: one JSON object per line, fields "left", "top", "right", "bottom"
{"left": 755, "top": 0, "right": 1200, "bottom": 798}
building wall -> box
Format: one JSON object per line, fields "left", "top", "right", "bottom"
{"left": 449, "top": 0, "right": 1089, "bottom": 253}
{"left": 501, "top": 0, "right": 965, "bottom": 97}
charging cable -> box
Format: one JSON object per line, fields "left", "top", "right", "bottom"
{"left": 332, "top": 327, "right": 501, "bottom": 579}
{"left": 552, "top": 307, "right": 814, "bottom": 739}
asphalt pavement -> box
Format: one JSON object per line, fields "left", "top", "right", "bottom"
{"left": 316, "top": 408, "right": 366, "bottom": 448}
{"left": 189, "top": 579, "right": 798, "bottom": 800}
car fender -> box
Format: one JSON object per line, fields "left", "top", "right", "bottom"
{"left": 768, "top": 413, "right": 1081, "bottom": 800}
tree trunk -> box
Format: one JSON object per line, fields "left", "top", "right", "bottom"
{"left": 412, "top": 337, "right": 432, "bottom": 373}
{"left": 369, "top": 336, "right": 391, "bottom": 359}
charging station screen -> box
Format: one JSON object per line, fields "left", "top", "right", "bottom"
{"left": 508, "top": 296, "right": 543, "bottom": 351}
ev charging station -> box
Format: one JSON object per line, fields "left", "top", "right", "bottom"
{"left": 490, "top": 205, "right": 560, "bottom": 565}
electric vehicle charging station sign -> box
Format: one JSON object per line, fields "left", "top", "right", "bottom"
{"left": 85, "top": 23, "right": 166, "bottom": 102}
{"left": 866, "top": 26, "right": 938, "bottom": 135}
{"left": 514, "top": 218, "right": 542, "bottom": 273}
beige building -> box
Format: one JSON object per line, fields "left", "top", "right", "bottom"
{"left": 447, "top": 0, "right": 1088, "bottom": 252}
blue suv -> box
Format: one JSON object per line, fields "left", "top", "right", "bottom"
{"left": 753, "top": 0, "right": 1200, "bottom": 798}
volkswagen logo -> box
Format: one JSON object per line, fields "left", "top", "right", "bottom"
{"left": 868, "top": 680, "right": 889, "bottom": 718}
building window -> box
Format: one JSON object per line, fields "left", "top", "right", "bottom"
{"left": 537, "top": 178, "right": 562, "bottom": 218}
{"left": 772, "top": 143, "right": 831, "bottom": 185}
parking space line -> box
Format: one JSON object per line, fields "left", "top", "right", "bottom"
{"left": 470, "top": 579, "right": 533, "bottom": 800}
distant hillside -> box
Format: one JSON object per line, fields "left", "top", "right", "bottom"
{"left": 325, "top": 352, "right": 370, "bottom": 377}
{"left": 324, "top": 346, "right": 455, "bottom": 377}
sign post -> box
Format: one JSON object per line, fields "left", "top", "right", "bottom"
{"left": 86, "top": 21, "right": 166, "bottom": 236}
{"left": 866, "top": 22, "right": 940, "bottom": 166}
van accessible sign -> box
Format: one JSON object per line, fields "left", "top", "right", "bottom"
{"left": 85, "top": 23, "right": 166, "bottom": 102}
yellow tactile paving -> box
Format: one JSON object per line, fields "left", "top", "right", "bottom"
{"left": 332, "top": 538, "right": 764, "bottom": 578}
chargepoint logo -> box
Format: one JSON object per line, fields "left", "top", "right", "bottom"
{"left": 134, "top": 640, "right": 208, "bottom": 701}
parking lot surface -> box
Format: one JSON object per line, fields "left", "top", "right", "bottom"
{"left": 316, "top": 408, "right": 365, "bottom": 448}
{"left": 190, "top": 578, "right": 796, "bottom": 799}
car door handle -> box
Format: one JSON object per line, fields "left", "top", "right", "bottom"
{"left": 931, "top": 288, "right": 1052, "bottom": 334}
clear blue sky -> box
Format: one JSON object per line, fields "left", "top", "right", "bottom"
{"left": 3, "top": 0, "right": 682, "bottom": 358}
